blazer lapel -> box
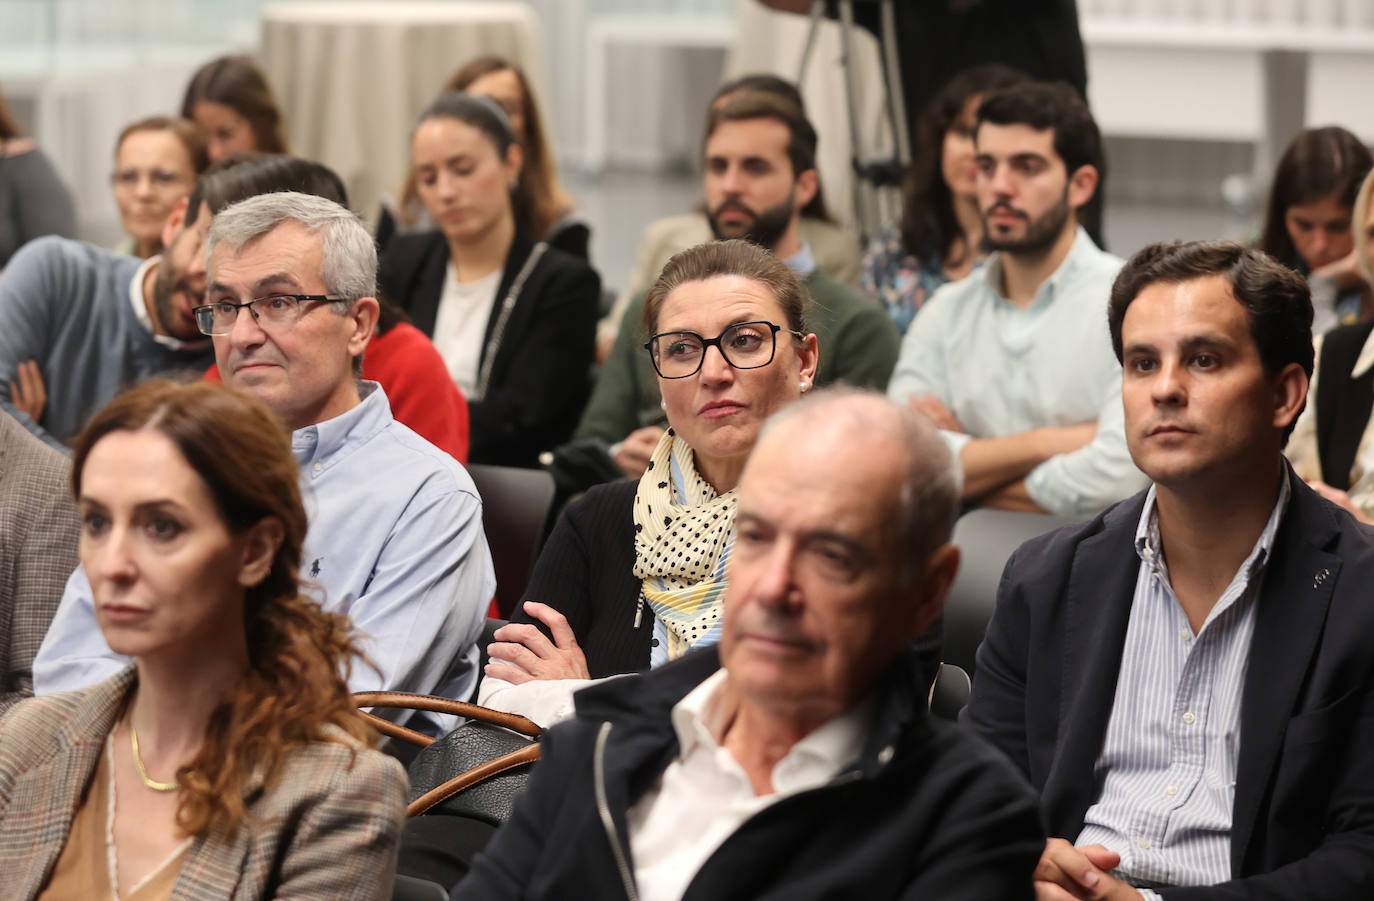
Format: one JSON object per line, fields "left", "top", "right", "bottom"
{"left": 407, "top": 234, "right": 451, "bottom": 337}
{"left": 1041, "top": 499, "right": 1143, "bottom": 837}
{"left": 1229, "top": 476, "right": 1340, "bottom": 874}
{"left": 173, "top": 826, "right": 250, "bottom": 899}
{"left": 3, "top": 670, "right": 132, "bottom": 899}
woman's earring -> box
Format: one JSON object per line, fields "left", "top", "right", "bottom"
{"left": 660, "top": 399, "right": 667, "bottom": 411}
{"left": 799, "top": 381, "right": 811, "bottom": 393}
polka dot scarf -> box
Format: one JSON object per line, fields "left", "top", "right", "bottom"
{"left": 632, "top": 428, "right": 737, "bottom": 661}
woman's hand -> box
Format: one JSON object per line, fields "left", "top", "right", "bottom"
{"left": 9, "top": 360, "right": 46, "bottom": 423}
{"left": 484, "top": 601, "right": 591, "bottom": 683}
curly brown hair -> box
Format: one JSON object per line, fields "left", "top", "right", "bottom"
{"left": 70, "top": 379, "right": 376, "bottom": 837}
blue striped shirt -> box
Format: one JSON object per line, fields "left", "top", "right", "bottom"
{"left": 1076, "top": 476, "right": 1290, "bottom": 890}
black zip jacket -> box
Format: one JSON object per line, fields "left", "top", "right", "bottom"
{"left": 454, "top": 645, "right": 1043, "bottom": 900}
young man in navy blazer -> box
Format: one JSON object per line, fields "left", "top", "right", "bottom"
{"left": 964, "top": 239, "right": 1374, "bottom": 899}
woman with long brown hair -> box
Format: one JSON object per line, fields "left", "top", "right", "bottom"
{"left": 180, "top": 55, "right": 290, "bottom": 163}
{"left": 0, "top": 83, "right": 76, "bottom": 269}
{"left": 379, "top": 56, "right": 588, "bottom": 259}
{"left": 0, "top": 379, "right": 405, "bottom": 899}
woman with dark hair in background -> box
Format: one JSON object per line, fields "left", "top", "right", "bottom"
{"left": 181, "top": 55, "right": 290, "bottom": 163}
{"left": 1258, "top": 125, "right": 1374, "bottom": 332}
{"left": 0, "top": 84, "right": 76, "bottom": 270}
{"left": 379, "top": 56, "right": 588, "bottom": 259}
{"left": 860, "top": 64, "right": 1027, "bottom": 334}
{"left": 379, "top": 92, "right": 598, "bottom": 467}
{"left": 0, "top": 379, "right": 405, "bottom": 899}
{"left": 110, "top": 116, "right": 209, "bottom": 258}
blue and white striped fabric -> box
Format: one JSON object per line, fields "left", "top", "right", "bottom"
{"left": 1076, "top": 476, "right": 1291, "bottom": 890}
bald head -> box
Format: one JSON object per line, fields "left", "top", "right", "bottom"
{"left": 753, "top": 387, "right": 962, "bottom": 579}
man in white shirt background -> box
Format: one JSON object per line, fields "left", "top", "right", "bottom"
{"left": 887, "top": 80, "right": 1147, "bottom": 517}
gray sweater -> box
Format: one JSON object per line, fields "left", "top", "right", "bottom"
{"left": 0, "top": 237, "right": 215, "bottom": 449}
{"left": 0, "top": 146, "right": 77, "bottom": 269}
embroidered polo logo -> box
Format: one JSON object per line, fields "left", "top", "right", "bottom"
{"left": 310, "top": 558, "right": 322, "bottom": 578}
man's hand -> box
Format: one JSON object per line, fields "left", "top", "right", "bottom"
{"left": 1307, "top": 479, "right": 1374, "bottom": 525}
{"left": 484, "top": 601, "right": 591, "bottom": 684}
{"left": 612, "top": 426, "right": 664, "bottom": 479}
{"left": 9, "top": 360, "right": 46, "bottom": 423}
{"left": 1034, "top": 839, "right": 1140, "bottom": 900}
{"left": 1032, "top": 422, "right": 1096, "bottom": 459}
{"left": 907, "top": 394, "right": 963, "bottom": 432}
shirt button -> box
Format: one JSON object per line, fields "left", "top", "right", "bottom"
{"left": 1182, "top": 712, "right": 1196, "bottom": 725}
{"left": 1138, "top": 838, "right": 1151, "bottom": 850}
{"left": 1165, "top": 785, "right": 1179, "bottom": 796}
{"left": 312, "top": 462, "right": 322, "bottom": 473}
{"left": 1178, "top": 628, "right": 1191, "bottom": 641}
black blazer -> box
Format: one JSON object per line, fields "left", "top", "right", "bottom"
{"left": 963, "top": 468, "right": 1374, "bottom": 899}
{"left": 379, "top": 230, "right": 599, "bottom": 467}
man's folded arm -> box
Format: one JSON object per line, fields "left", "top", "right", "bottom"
{"left": 1024, "top": 386, "right": 1149, "bottom": 517}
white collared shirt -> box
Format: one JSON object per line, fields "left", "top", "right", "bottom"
{"left": 126, "top": 254, "right": 209, "bottom": 352}
{"left": 1077, "top": 475, "right": 1290, "bottom": 891}
{"left": 625, "top": 669, "right": 872, "bottom": 901}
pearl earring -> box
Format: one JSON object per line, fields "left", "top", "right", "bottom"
{"left": 799, "top": 381, "right": 810, "bottom": 392}
{"left": 660, "top": 399, "right": 667, "bottom": 411}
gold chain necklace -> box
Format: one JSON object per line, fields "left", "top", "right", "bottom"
{"left": 129, "top": 722, "right": 178, "bottom": 793}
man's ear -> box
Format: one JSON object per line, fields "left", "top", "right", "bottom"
{"left": 909, "top": 543, "right": 960, "bottom": 640}
{"left": 347, "top": 297, "right": 381, "bottom": 357}
{"left": 794, "top": 168, "right": 819, "bottom": 211}
{"left": 160, "top": 196, "right": 191, "bottom": 250}
{"left": 1067, "top": 164, "right": 1099, "bottom": 212}
{"left": 238, "top": 517, "right": 284, "bottom": 589}
{"left": 1272, "top": 361, "right": 1309, "bottom": 432}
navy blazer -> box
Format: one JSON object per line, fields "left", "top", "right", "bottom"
{"left": 964, "top": 468, "right": 1374, "bottom": 899}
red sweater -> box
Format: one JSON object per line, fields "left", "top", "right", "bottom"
{"left": 205, "top": 322, "right": 470, "bottom": 463}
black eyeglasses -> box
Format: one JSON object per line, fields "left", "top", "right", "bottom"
{"left": 644, "top": 320, "right": 804, "bottom": 379}
{"left": 192, "top": 293, "right": 346, "bottom": 337}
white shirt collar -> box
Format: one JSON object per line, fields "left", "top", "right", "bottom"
{"left": 1351, "top": 325, "right": 1374, "bottom": 379}
{"left": 127, "top": 254, "right": 210, "bottom": 352}
{"left": 670, "top": 667, "right": 873, "bottom": 787}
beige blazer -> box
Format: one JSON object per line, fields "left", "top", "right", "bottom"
{"left": 0, "top": 410, "right": 79, "bottom": 715}
{"left": 0, "top": 668, "right": 408, "bottom": 900}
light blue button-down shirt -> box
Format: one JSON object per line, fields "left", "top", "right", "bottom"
{"left": 33, "top": 382, "right": 495, "bottom": 720}
{"left": 1077, "top": 475, "right": 1290, "bottom": 893}
{"left": 886, "top": 227, "right": 1147, "bottom": 516}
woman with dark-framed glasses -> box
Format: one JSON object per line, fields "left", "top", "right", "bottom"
{"left": 476, "top": 239, "right": 818, "bottom": 725}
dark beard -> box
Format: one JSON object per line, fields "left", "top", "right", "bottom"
{"left": 150, "top": 258, "right": 202, "bottom": 342}
{"left": 982, "top": 189, "right": 1072, "bottom": 257}
{"left": 707, "top": 192, "right": 796, "bottom": 251}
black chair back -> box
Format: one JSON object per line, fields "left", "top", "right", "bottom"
{"left": 467, "top": 464, "right": 556, "bottom": 618}
{"left": 928, "top": 662, "right": 971, "bottom": 720}
{"left": 945, "top": 508, "right": 1081, "bottom": 676}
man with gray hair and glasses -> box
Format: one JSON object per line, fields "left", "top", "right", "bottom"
{"left": 35, "top": 193, "right": 495, "bottom": 725}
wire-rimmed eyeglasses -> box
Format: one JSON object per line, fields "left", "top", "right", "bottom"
{"left": 192, "top": 293, "right": 346, "bottom": 337}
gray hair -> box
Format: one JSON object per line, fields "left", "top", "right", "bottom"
{"left": 759, "top": 386, "right": 962, "bottom": 583}
{"left": 206, "top": 191, "right": 377, "bottom": 302}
